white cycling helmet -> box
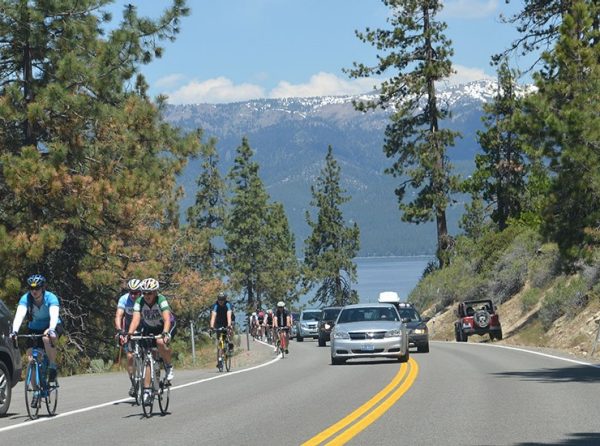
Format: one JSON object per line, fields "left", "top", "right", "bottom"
{"left": 127, "top": 278, "right": 142, "bottom": 291}
{"left": 140, "top": 277, "right": 160, "bottom": 292}
{"left": 277, "top": 301, "right": 285, "bottom": 308}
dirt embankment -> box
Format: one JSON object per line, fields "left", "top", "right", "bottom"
{"left": 425, "top": 286, "right": 600, "bottom": 362}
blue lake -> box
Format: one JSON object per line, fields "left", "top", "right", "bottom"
{"left": 298, "top": 256, "right": 433, "bottom": 307}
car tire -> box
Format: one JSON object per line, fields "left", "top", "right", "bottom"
{"left": 495, "top": 329, "right": 503, "bottom": 341}
{"left": 318, "top": 336, "right": 326, "bottom": 347}
{"left": 417, "top": 343, "right": 429, "bottom": 353}
{"left": 0, "top": 361, "right": 12, "bottom": 417}
{"left": 398, "top": 350, "right": 410, "bottom": 363}
{"left": 296, "top": 334, "right": 304, "bottom": 342}
{"left": 331, "top": 356, "right": 345, "bottom": 365}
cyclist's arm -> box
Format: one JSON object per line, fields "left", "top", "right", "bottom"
{"left": 128, "top": 311, "right": 141, "bottom": 335}
{"left": 226, "top": 303, "right": 232, "bottom": 327}
{"left": 161, "top": 309, "right": 171, "bottom": 333}
{"left": 286, "top": 315, "right": 292, "bottom": 327}
{"left": 114, "top": 307, "right": 125, "bottom": 332}
{"left": 209, "top": 310, "right": 216, "bottom": 329}
{"left": 48, "top": 305, "right": 59, "bottom": 331}
{"left": 12, "top": 304, "right": 27, "bottom": 333}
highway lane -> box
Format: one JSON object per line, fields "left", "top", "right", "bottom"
{"left": 2, "top": 340, "right": 600, "bottom": 445}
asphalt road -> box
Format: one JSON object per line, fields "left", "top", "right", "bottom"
{"left": 2, "top": 339, "right": 600, "bottom": 445}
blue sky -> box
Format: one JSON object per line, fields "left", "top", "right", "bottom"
{"left": 109, "top": 0, "right": 530, "bottom": 104}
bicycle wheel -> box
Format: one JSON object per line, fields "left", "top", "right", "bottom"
{"left": 45, "top": 378, "right": 58, "bottom": 416}
{"left": 157, "top": 363, "right": 170, "bottom": 414}
{"left": 24, "top": 362, "right": 40, "bottom": 420}
{"left": 133, "top": 355, "right": 144, "bottom": 405}
{"left": 141, "top": 357, "right": 154, "bottom": 418}
{"left": 225, "top": 349, "right": 231, "bottom": 372}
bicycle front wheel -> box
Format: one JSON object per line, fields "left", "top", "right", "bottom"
{"left": 133, "top": 355, "right": 144, "bottom": 405}
{"left": 157, "top": 364, "right": 170, "bottom": 414}
{"left": 24, "top": 362, "right": 40, "bottom": 420}
{"left": 45, "top": 379, "right": 58, "bottom": 416}
{"left": 141, "top": 357, "right": 154, "bottom": 418}
{"left": 225, "top": 349, "right": 232, "bottom": 372}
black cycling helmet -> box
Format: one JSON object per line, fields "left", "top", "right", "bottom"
{"left": 217, "top": 292, "right": 227, "bottom": 302}
{"left": 27, "top": 274, "right": 46, "bottom": 290}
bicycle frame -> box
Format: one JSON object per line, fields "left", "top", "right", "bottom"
{"left": 214, "top": 327, "right": 232, "bottom": 372}
{"left": 276, "top": 327, "right": 289, "bottom": 357}
{"left": 15, "top": 334, "right": 59, "bottom": 420}
{"left": 129, "top": 334, "right": 170, "bottom": 417}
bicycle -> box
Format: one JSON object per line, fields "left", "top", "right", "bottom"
{"left": 129, "top": 334, "right": 170, "bottom": 417}
{"left": 275, "top": 327, "right": 290, "bottom": 358}
{"left": 15, "top": 334, "right": 59, "bottom": 420}
{"left": 212, "top": 327, "right": 232, "bottom": 372}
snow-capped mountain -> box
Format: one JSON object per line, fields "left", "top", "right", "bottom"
{"left": 164, "top": 80, "right": 528, "bottom": 256}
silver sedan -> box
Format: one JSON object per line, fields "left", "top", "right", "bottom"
{"left": 330, "top": 303, "right": 409, "bottom": 365}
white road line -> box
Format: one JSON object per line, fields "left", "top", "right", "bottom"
{"left": 438, "top": 340, "right": 600, "bottom": 368}
{"left": 0, "top": 352, "right": 281, "bottom": 433}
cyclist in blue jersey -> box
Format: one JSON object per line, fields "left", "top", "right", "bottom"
{"left": 10, "top": 274, "right": 63, "bottom": 407}
{"left": 209, "top": 292, "right": 233, "bottom": 367}
{"left": 115, "top": 278, "right": 142, "bottom": 397}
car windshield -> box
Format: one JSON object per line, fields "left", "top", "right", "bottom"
{"left": 337, "top": 307, "right": 399, "bottom": 323}
{"left": 302, "top": 311, "right": 321, "bottom": 321}
{"left": 322, "top": 308, "right": 341, "bottom": 320}
{"left": 398, "top": 308, "right": 421, "bottom": 322}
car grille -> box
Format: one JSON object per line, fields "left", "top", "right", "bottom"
{"left": 349, "top": 331, "right": 386, "bottom": 340}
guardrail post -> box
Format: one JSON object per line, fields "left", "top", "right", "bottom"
{"left": 190, "top": 321, "right": 196, "bottom": 364}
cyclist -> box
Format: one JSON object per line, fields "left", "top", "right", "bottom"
{"left": 257, "top": 308, "right": 265, "bottom": 340}
{"left": 127, "top": 277, "right": 175, "bottom": 403}
{"left": 209, "top": 292, "right": 233, "bottom": 368}
{"left": 10, "top": 274, "right": 63, "bottom": 407}
{"left": 273, "top": 301, "right": 291, "bottom": 354}
{"left": 249, "top": 312, "right": 258, "bottom": 338}
{"left": 265, "top": 309, "right": 274, "bottom": 344}
{"left": 115, "top": 278, "right": 142, "bottom": 397}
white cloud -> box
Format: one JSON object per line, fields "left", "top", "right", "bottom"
{"left": 269, "top": 72, "right": 378, "bottom": 98}
{"left": 441, "top": 0, "right": 498, "bottom": 19}
{"left": 448, "top": 64, "right": 494, "bottom": 84}
{"left": 154, "top": 74, "right": 186, "bottom": 89}
{"left": 165, "top": 77, "right": 266, "bottom": 104}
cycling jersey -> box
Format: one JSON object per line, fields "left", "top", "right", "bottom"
{"left": 16, "top": 290, "right": 62, "bottom": 331}
{"left": 257, "top": 311, "right": 265, "bottom": 323}
{"left": 133, "top": 294, "right": 172, "bottom": 329}
{"left": 211, "top": 301, "right": 232, "bottom": 328}
{"left": 266, "top": 313, "right": 273, "bottom": 326}
{"left": 275, "top": 310, "right": 289, "bottom": 327}
{"left": 117, "top": 292, "right": 136, "bottom": 331}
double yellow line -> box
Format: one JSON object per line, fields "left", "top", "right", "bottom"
{"left": 302, "top": 358, "right": 419, "bottom": 446}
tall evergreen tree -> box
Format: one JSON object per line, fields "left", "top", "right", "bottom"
{"left": 224, "top": 137, "right": 270, "bottom": 311}
{"left": 518, "top": 0, "right": 600, "bottom": 260}
{"left": 346, "top": 0, "right": 460, "bottom": 268}
{"left": 465, "top": 61, "right": 527, "bottom": 231}
{"left": 186, "top": 132, "right": 227, "bottom": 273}
{"left": 304, "top": 146, "right": 359, "bottom": 306}
{"left": 0, "top": 1, "right": 200, "bottom": 360}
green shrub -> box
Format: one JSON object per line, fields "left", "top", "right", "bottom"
{"left": 521, "top": 287, "right": 543, "bottom": 313}
{"left": 528, "top": 243, "right": 560, "bottom": 288}
{"left": 88, "top": 358, "right": 113, "bottom": 373}
{"left": 539, "top": 276, "right": 589, "bottom": 329}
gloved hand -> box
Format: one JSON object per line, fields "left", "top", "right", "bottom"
{"left": 9, "top": 331, "right": 17, "bottom": 341}
{"left": 162, "top": 332, "right": 171, "bottom": 344}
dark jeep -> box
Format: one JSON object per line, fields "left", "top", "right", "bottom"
{"left": 317, "top": 306, "right": 342, "bottom": 347}
{"left": 454, "top": 299, "right": 502, "bottom": 342}
{"left": 0, "top": 298, "right": 22, "bottom": 416}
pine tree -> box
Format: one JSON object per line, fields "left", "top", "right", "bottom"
{"left": 186, "top": 132, "right": 227, "bottom": 273}
{"left": 224, "top": 137, "right": 270, "bottom": 311}
{"left": 304, "top": 146, "right": 360, "bottom": 306}
{"left": 346, "top": 0, "right": 460, "bottom": 268}
{"left": 465, "top": 61, "right": 527, "bottom": 231}
{"left": 519, "top": 0, "right": 600, "bottom": 260}
{"left": 0, "top": 1, "right": 200, "bottom": 361}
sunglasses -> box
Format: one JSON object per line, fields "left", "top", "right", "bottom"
{"left": 142, "top": 291, "right": 155, "bottom": 295}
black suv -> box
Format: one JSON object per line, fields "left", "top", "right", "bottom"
{"left": 396, "top": 302, "right": 430, "bottom": 353}
{"left": 0, "top": 298, "right": 21, "bottom": 416}
{"left": 317, "top": 306, "right": 342, "bottom": 347}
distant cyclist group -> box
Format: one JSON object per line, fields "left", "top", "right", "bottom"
{"left": 249, "top": 301, "right": 292, "bottom": 354}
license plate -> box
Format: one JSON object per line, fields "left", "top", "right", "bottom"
{"left": 362, "top": 344, "right": 375, "bottom": 351}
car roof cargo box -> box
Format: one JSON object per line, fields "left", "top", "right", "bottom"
{"left": 378, "top": 291, "right": 400, "bottom": 303}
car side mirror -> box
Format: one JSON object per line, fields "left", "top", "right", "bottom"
{"left": 422, "top": 317, "right": 430, "bottom": 323}
{"left": 402, "top": 317, "right": 411, "bottom": 323}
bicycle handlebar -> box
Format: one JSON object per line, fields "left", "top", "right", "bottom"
{"left": 128, "top": 334, "right": 166, "bottom": 340}
{"left": 13, "top": 333, "right": 55, "bottom": 348}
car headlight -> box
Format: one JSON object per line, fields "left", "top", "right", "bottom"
{"left": 324, "top": 323, "right": 331, "bottom": 330}
{"left": 332, "top": 331, "right": 349, "bottom": 339}
{"left": 414, "top": 328, "right": 427, "bottom": 334}
{"left": 301, "top": 323, "right": 308, "bottom": 328}
{"left": 385, "top": 329, "right": 401, "bottom": 338}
